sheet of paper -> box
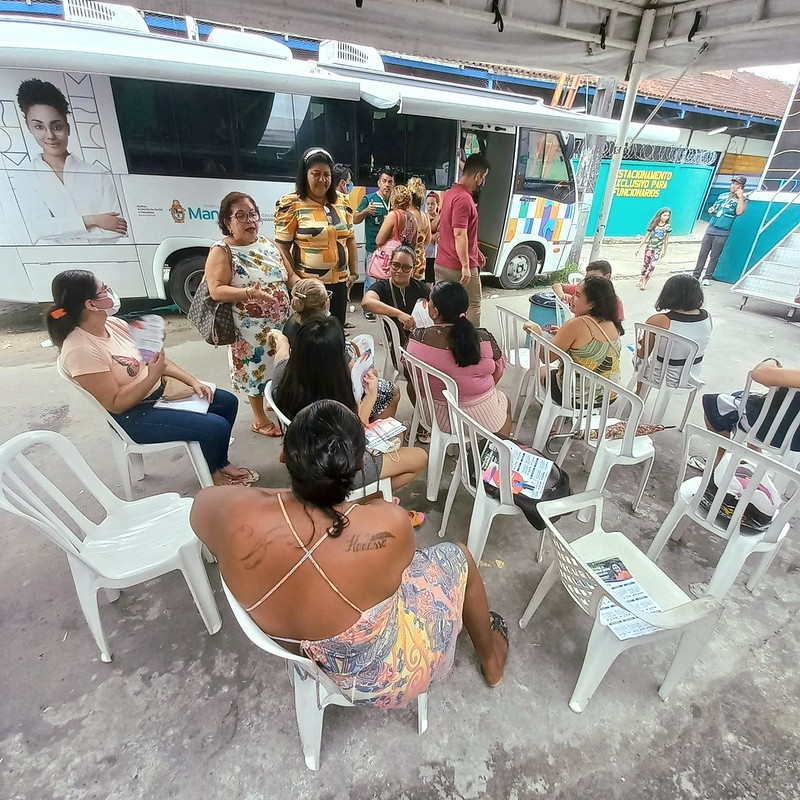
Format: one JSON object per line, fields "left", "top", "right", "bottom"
{"left": 154, "top": 381, "right": 215, "bottom": 414}
{"left": 350, "top": 334, "right": 375, "bottom": 400}
{"left": 480, "top": 441, "right": 553, "bottom": 500}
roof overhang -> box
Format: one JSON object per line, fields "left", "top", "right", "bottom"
{"left": 140, "top": 0, "right": 800, "bottom": 80}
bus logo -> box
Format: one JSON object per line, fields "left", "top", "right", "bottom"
{"left": 170, "top": 199, "right": 187, "bottom": 223}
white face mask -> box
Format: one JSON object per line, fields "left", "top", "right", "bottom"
{"left": 103, "top": 288, "right": 121, "bottom": 317}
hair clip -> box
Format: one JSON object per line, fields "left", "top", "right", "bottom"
{"left": 294, "top": 291, "right": 307, "bottom": 299}
{"left": 458, "top": 312, "right": 467, "bottom": 319}
{"left": 50, "top": 308, "right": 67, "bottom": 319}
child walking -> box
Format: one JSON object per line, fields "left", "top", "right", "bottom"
{"left": 636, "top": 208, "right": 672, "bottom": 290}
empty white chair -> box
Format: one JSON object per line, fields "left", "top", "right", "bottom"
{"left": 439, "top": 389, "right": 537, "bottom": 562}
{"left": 519, "top": 491, "right": 723, "bottom": 712}
{"left": 0, "top": 430, "right": 221, "bottom": 662}
{"left": 402, "top": 348, "right": 459, "bottom": 501}
{"left": 557, "top": 362, "right": 656, "bottom": 524}
{"left": 647, "top": 425, "right": 800, "bottom": 600}
{"left": 221, "top": 577, "right": 427, "bottom": 771}
{"left": 375, "top": 314, "right": 407, "bottom": 384}
{"left": 733, "top": 372, "right": 800, "bottom": 472}
{"left": 265, "top": 379, "right": 292, "bottom": 432}
{"left": 514, "top": 328, "right": 575, "bottom": 454}
{"left": 495, "top": 304, "right": 534, "bottom": 416}
{"left": 629, "top": 323, "right": 705, "bottom": 431}
{"left": 57, "top": 362, "right": 212, "bottom": 499}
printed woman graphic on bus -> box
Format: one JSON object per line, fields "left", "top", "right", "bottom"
{"left": 9, "top": 78, "right": 127, "bottom": 245}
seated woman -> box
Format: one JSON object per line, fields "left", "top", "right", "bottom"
{"left": 638, "top": 274, "right": 712, "bottom": 387}
{"left": 281, "top": 276, "right": 330, "bottom": 348}
{"left": 49, "top": 270, "right": 256, "bottom": 486}
{"left": 525, "top": 275, "right": 623, "bottom": 402}
{"left": 190, "top": 399, "right": 509, "bottom": 705}
{"left": 268, "top": 317, "right": 426, "bottom": 518}
{"left": 407, "top": 280, "right": 511, "bottom": 435}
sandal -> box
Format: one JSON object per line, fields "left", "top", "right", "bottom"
{"left": 221, "top": 467, "right": 260, "bottom": 486}
{"left": 251, "top": 420, "right": 282, "bottom": 438}
{"left": 687, "top": 454, "right": 706, "bottom": 471}
{"left": 483, "top": 611, "right": 509, "bottom": 688}
{"left": 392, "top": 497, "right": 425, "bottom": 528}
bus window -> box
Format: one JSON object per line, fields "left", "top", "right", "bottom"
{"left": 295, "top": 97, "right": 355, "bottom": 173}
{"left": 516, "top": 129, "right": 575, "bottom": 203}
{"left": 355, "top": 102, "right": 404, "bottom": 184}
{"left": 233, "top": 91, "right": 298, "bottom": 180}
{"left": 405, "top": 115, "right": 456, "bottom": 189}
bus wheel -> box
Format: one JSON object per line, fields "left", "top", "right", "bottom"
{"left": 499, "top": 245, "right": 539, "bottom": 289}
{"left": 168, "top": 254, "right": 206, "bottom": 313}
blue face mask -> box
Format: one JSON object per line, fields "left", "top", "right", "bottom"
{"left": 344, "top": 181, "right": 354, "bottom": 194}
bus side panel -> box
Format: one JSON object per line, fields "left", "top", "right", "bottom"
{"left": 494, "top": 194, "right": 577, "bottom": 276}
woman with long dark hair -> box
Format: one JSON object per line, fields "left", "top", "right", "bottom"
{"left": 525, "top": 275, "right": 623, "bottom": 402}
{"left": 49, "top": 269, "right": 256, "bottom": 486}
{"left": 190, "top": 399, "right": 509, "bottom": 706}
{"left": 267, "top": 317, "right": 425, "bottom": 522}
{"left": 274, "top": 147, "right": 358, "bottom": 326}
{"left": 407, "top": 280, "right": 510, "bottom": 434}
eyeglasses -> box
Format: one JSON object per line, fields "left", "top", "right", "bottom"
{"left": 232, "top": 210, "right": 260, "bottom": 223}
{"left": 96, "top": 283, "right": 110, "bottom": 298}
{"left": 390, "top": 262, "right": 414, "bottom": 273}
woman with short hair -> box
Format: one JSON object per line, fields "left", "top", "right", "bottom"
{"left": 190, "top": 399, "right": 509, "bottom": 705}
{"left": 274, "top": 148, "right": 358, "bottom": 326}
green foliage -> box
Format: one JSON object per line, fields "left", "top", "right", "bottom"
{"left": 530, "top": 262, "right": 578, "bottom": 287}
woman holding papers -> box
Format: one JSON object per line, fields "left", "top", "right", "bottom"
{"left": 407, "top": 280, "right": 511, "bottom": 436}
{"left": 267, "top": 317, "right": 427, "bottom": 525}
{"left": 48, "top": 270, "right": 257, "bottom": 486}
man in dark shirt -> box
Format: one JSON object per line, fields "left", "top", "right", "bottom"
{"left": 362, "top": 243, "right": 430, "bottom": 345}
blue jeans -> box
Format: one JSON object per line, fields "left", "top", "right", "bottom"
{"left": 113, "top": 388, "right": 238, "bottom": 473}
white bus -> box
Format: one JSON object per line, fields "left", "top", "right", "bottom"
{"left": 0, "top": 6, "right": 677, "bottom": 310}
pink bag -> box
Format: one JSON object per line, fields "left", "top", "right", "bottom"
{"left": 367, "top": 210, "right": 417, "bottom": 280}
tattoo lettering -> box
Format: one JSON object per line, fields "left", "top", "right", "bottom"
{"left": 345, "top": 531, "right": 395, "bottom": 553}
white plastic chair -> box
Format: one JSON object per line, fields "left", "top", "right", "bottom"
{"left": 519, "top": 491, "right": 724, "bottom": 712}
{"left": 265, "top": 379, "right": 292, "bottom": 432}
{"left": 647, "top": 425, "right": 800, "bottom": 600}
{"left": 513, "top": 328, "right": 575, "bottom": 453}
{"left": 733, "top": 372, "right": 800, "bottom": 473}
{"left": 265, "top": 380, "right": 392, "bottom": 502}
{"left": 554, "top": 295, "right": 571, "bottom": 326}
{"left": 56, "top": 362, "right": 212, "bottom": 499}
{"left": 438, "top": 390, "right": 540, "bottom": 563}
{"left": 375, "top": 314, "right": 407, "bottom": 384}
{"left": 0, "top": 430, "right": 221, "bottom": 662}
{"left": 401, "top": 348, "right": 459, "bottom": 501}
{"left": 495, "top": 304, "right": 534, "bottom": 416}
{"left": 567, "top": 271, "right": 584, "bottom": 285}
{"left": 220, "top": 577, "right": 427, "bottom": 771}
{"left": 628, "top": 323, "right": 705, "bottom": 431}
{"left": 556, "top": 362, "right": 656, "bottom": 524}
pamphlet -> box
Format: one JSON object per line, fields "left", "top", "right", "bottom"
{"left": 365, "top": 417, "right": 406, "bottom": 453}
{"left": 587, "top": 557, "right": 663, "bottom": 640}
{"left": 129, "top": 314, "right": 166, "bottom": 361}
{"left": 154, "top": 382, "right": 215, "bottom": 414}
{"left": 412, "top": 298, "right": 434, "bottom": 329}
{"left": 480, "top": 440, "right": 553, "bottom": 499}
{"left": 350, "top": 334, "right": 375, "bottom": 400}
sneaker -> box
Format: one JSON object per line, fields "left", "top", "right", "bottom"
{"left": 363, "top": 311, "right": 376, "bottom": 321}
{"left": 702, "top": 279, "right": 711, "bottom": 286}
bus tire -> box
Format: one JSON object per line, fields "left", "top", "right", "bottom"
{"left": 168, "top": 253, "right": 206, "bottom": 314}
{"left": 499, "top": 244, "right": 539, "bottom": 290}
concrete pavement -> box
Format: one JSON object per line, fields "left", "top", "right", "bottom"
{"left": 1, "top": 265, "right": 798, "bottom": 799}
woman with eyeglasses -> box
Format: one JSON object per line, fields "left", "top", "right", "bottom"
{"left": 274, "top": 147, "right": 359, "bottom": 327}
{"left": 48, "top": 270, "right": 257, "bottom": 486}
{"left": 205, "top": 191, "right": 297, "bottom": 438}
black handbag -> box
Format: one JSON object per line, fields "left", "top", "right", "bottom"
{"left": 187, "top": 244, "right": 237, "bottom": 346}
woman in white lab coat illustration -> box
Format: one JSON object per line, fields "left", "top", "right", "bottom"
{"left": 13, "top": 78, "right": 128, "bottom": 244}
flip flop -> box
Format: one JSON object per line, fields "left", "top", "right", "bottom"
{"left": 222, "top": 467, "right": 260, "bottom": 486}
{"left": 392, "top": 497, "right": 425, "bottom": 528}
{"left": 483, "top": 611, "right": 509, "bottom": 688}
{"left": 687, "top": 454, "right": 706, "bottom": 471}
{"left": 251, "top": 421, "right": 282, "bottom": 438}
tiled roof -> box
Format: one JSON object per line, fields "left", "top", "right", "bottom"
{"left": 462, "top": 62, "right": 793, "bottom": 119}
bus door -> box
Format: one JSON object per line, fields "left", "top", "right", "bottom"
{"left": 459, "top": 124, "right": 516, "bottom": 274}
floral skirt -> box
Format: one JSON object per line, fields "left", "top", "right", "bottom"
{"left": 229, "top": 315, "right": 285, "bottom": 397}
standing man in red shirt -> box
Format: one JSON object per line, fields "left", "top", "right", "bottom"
{"left": 435, "top": 153, "right": 490, "bottom": 325}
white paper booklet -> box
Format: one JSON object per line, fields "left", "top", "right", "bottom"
{"left": 128, "top": 314, "right": 166, "bottom": 361}
{"left": 350, "top": 334, "right": 375, "bottom": 400}
{"left": 154, "top": 382, "right": 215, "bottom": 414}
{"left": 480, "top": 441, "right": 553, "bottom": 500}
{"left": 587, "top": 557, "right": 663, "bottom": 640}
{"left": 412, "top": 298, "right": 434, "bottom": 329}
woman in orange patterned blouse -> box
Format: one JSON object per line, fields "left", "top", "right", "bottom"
{"left": 274, "top": 148, "right": 358, "bottom": 326}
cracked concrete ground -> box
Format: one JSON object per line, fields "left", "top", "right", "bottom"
{"left": 1, "top": 262, "right": 798, "bottom": 799}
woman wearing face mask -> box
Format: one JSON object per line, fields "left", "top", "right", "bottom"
{"left": 48, "top": 270, "right": 256, "bottom": 486}
{"left": 13, "top": 78, "right": 127, "bottom": 245}
{"left": 275, "top": 148, "right": 358, "bottom": 327}
{"left": 205, "top": 191, "right": 297, "bottom": 438}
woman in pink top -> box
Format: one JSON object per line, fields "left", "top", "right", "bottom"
{"left": 407, "top": 281, "right": 510, "bottom": 435}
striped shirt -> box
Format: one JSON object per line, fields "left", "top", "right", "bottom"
{"left": 274, "top": 192, "right": 355, "bottom": 284}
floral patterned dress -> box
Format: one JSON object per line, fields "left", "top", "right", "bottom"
{"left": 219, "top": 236, "right": 290, "bottom": 397}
